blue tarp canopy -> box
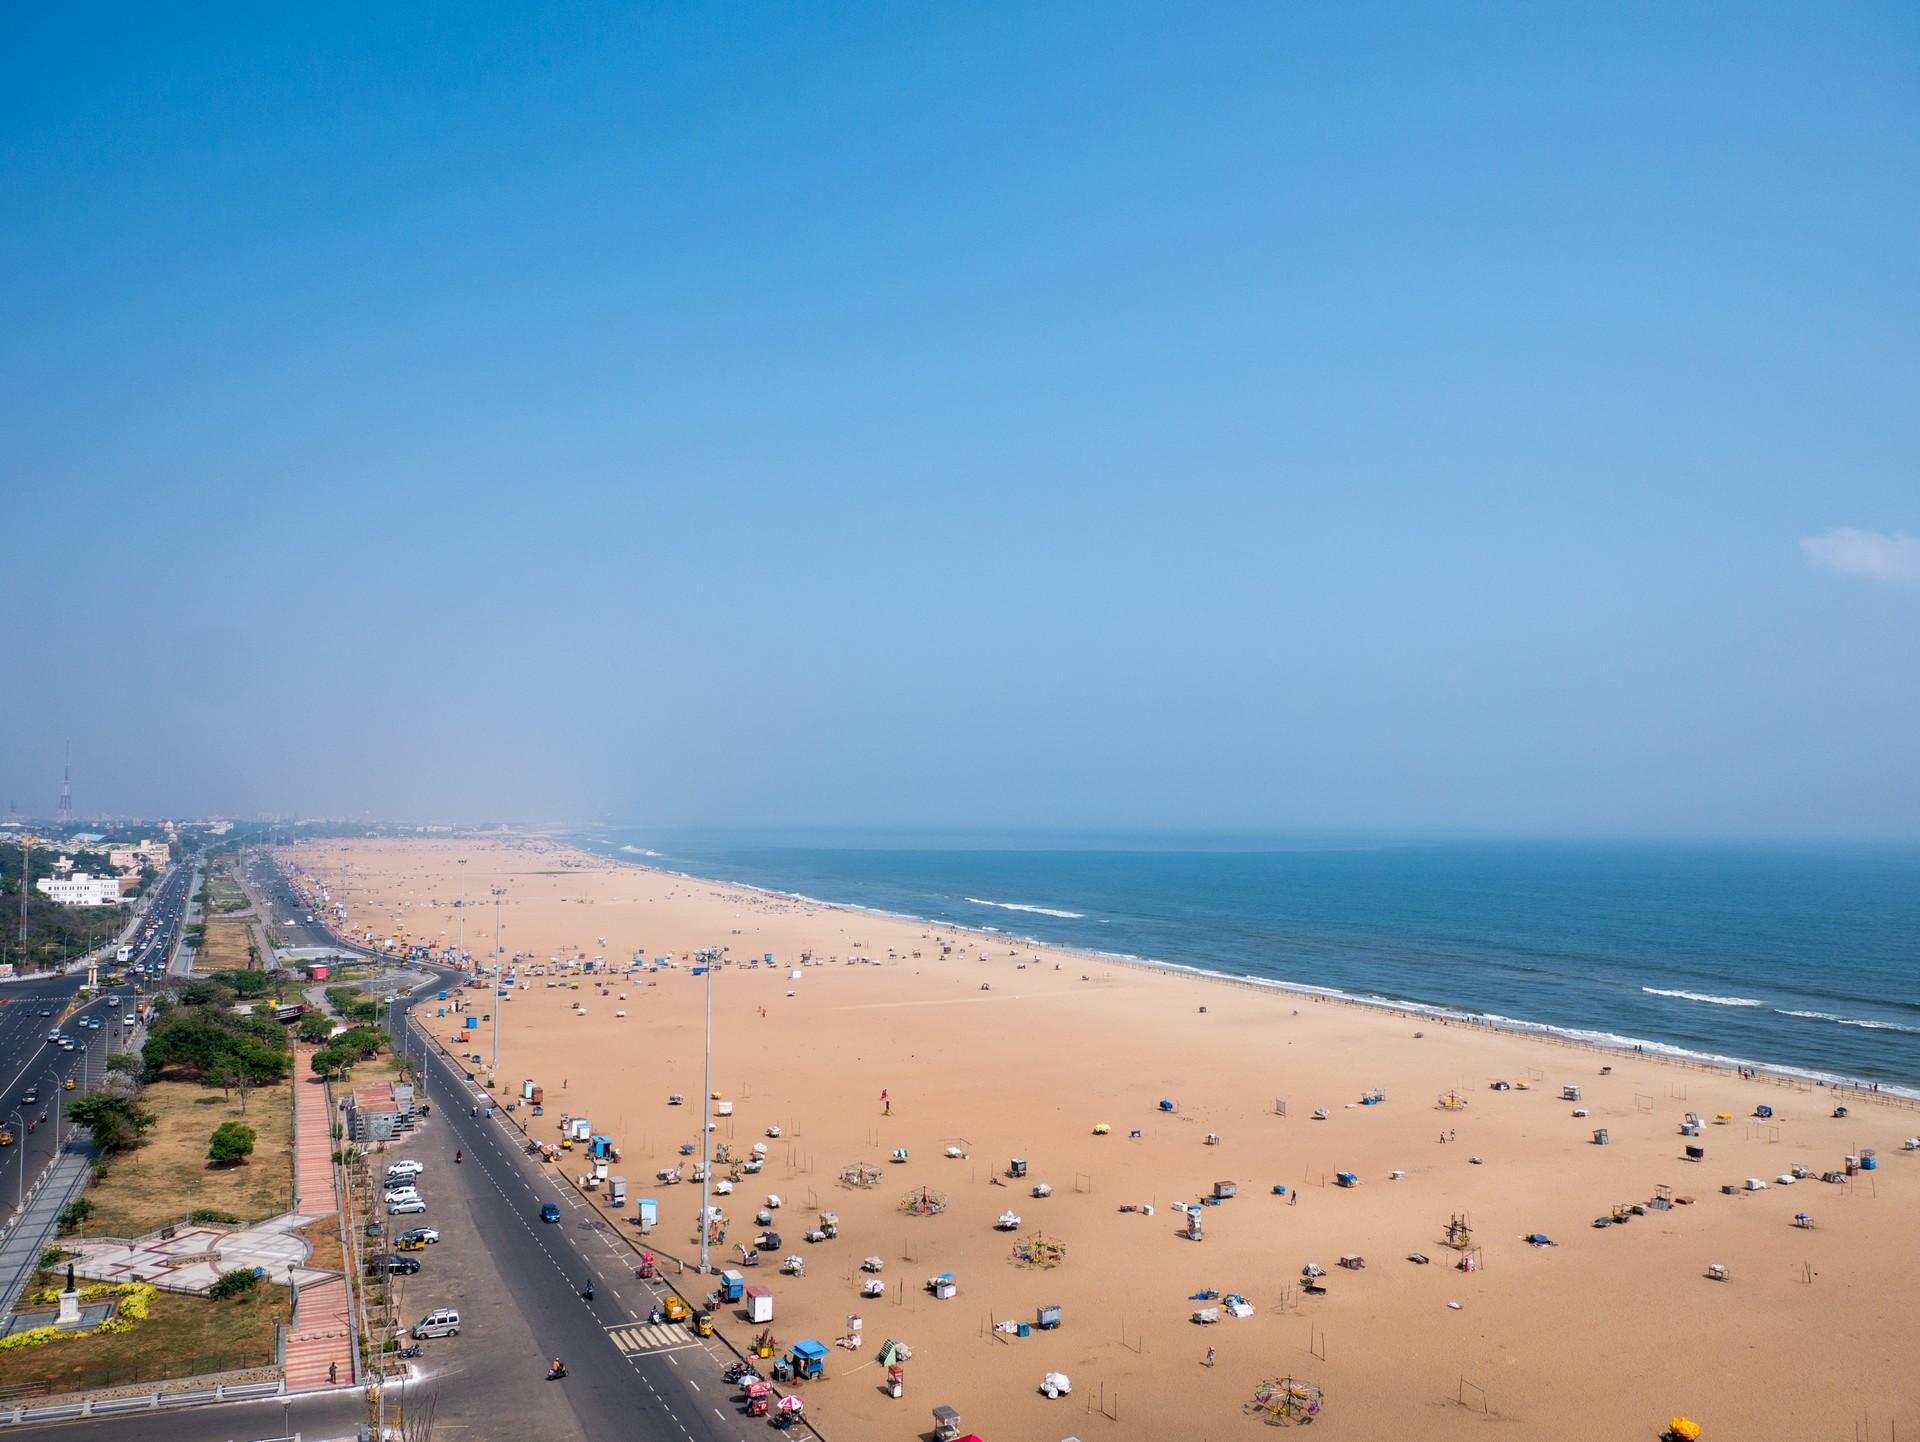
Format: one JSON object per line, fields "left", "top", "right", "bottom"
{"left": 790, "top": 1340, "right": 829, "bottom": 1360}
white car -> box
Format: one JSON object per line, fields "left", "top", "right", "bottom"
{"left": 386, "top": 1160, "right": 425, "bottom": 1178}
{"left": 384, "top": 1187, "right": 422, "bottom": 1205}
{"left": 388, "top": 1198, "right": 427, "bottom": 1216}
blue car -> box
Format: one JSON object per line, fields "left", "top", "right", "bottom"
{"left": 541, "top": 1203, "right": 561, "bottom": 1223}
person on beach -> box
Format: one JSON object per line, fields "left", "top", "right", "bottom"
{"left": 882, "top": 1088, "right": 891, "bottom": 1116}
{"left": 1206, "top": 1346, "right": 1216, "bottom": 1368}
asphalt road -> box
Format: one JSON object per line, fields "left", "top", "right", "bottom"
{"left": 382, "top": 974, "right": 774, "bottom": 1442}
{"left": 237, "top": 858, "right": 342, "bottom": 953}
{"left": 1, "top": 866, "right": 188, "bottom": 1219}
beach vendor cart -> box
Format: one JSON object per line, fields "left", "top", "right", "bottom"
{"left": 745, "top": 1380, "right": 771, "bottom": 1418}
{"left": 933, "top": 1405, "right": 962, "bottom": 1442}
{"left": 774, "top": 1395, "right": 806, "bottom": 1430}
{"left": 787, "top": 1340, "right": 829, "bottom": 1382}
{"left": 636, "top": 1250, "right": 657, "bottom": 1280}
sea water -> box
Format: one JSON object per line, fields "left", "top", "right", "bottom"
{"left": 577, "top": 829, "right": 1920, "bottom": 1095}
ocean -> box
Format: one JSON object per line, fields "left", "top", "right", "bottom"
{"left": 573, "top": 829, "right": 1920, "bottom": 1096}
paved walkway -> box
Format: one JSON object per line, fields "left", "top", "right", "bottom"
{"left": 0, "top": 1142, "right": 91, "bottom": 1333}
{"left": 284, "top": 1048, "right": 354, "bottom": 1392}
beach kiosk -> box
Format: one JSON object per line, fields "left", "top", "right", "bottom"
{"left": 745, "top": 1284, "right": 774, "bottom": 1324}
{"left": 718, "top": 1269, "right": 746, "bottom": 1304}
{"left": 933, "top": 1406, "right": 962, "bottom": 1442}
{"left": 787, "top": 1340, "right": 829, "bottom": 1382}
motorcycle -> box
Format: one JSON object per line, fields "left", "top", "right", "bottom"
{"left": 580, "top": 1280, "right": 594, "bottom": 1301}
{"left": 723, "top": 1361, "right": 759, "bottom": 1385}
{"left": 455, "top": 1150, "right": 463, "bottom": 1163}
{"left": 547, "top": 1362, "right": 568, "bottom": 1381}
{"left": 395, "top": 1344, "right": 423, "bottom": 1360}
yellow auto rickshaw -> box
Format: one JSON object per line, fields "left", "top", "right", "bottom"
{"left": 64, "top": 1078, "right": 76, "bottom": 1090}
{"left": 662, "top": 1296, "right": 690, "bottom": 1324}
{"left": 0, "top": 1129, "right": 14, "bottom": 1148}
{"left": 693, "top": 1310, "right": 715, "bottom": 1337}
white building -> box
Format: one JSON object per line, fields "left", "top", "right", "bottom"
{"left": 36, "top": 872, "right": 125, "bottom": 906}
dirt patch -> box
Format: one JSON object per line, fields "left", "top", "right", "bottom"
{"left": 2, "top": 1274, "right": 283, "bottom": 1396}
{"left": 80, "top": 1079, "right": 295, "bottom": 1237}
{"left": 198, "top": 917, "right": 256, "bottom": 971}
{"left": 295, "top": 1215, "right": 344, "bottom": 1274}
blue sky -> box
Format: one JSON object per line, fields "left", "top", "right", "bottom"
{"left": 3, "top": 4, "right": 1916, "bottom": 836}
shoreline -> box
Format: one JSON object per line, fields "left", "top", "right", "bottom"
{"left": 576, "top": 837, "right": 1920, "bottom": 1108}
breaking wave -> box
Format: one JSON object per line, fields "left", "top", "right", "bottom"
{"left": 966, "top": 897, "right": 1085, "bottom": 920}
{"left": 1642, "top": 987, "right": 1765, "bottom": 1007}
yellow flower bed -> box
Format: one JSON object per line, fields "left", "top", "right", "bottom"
{"left": 2, "top": 1283, "right": 158, "bottom": 1349}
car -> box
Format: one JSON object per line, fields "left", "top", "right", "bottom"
{"left": 38, "top": 1008, "right": 51, "bottom": 1017}
{"left": 21, "top": 1090, "right": 38, "bottom": 1106}
{"left": 368, "top": 1253, "right": 421, "bottom": 1275}
{"left": 540, "top": 1203, "right": 561, "bottom": 1223}
{"left": 387, "top": 1159, "right": 424, "bottom": 1177}
{"left": 412, "top": 1308, "right": 460, "bottom": 1338}
{"left": 389, "top": 1198, "right": 427, "bottom": 1216}
{"left": 397, "top": 1227, "right": 440, "bottom": 1245}
{"left": 384, "top": 1188, "right": 422, "bottom": 1205}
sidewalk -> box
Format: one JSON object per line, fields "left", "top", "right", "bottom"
{"left": 284, "top": 1050, "right": 354, "bottom": 1392}
{"left": 0, "top": 1141, "right": 92, "bottom": 1333}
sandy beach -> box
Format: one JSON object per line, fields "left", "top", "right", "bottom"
{"left": 285, "top": 837, "right": 1920, "bottom": 1440}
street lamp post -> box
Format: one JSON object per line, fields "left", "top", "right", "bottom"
{"left": 456, "top": 858, "right": 468, "bottom": 963}
{"left": 7, "top": 1108, "right": 25, "bottom": 1211}
{"left": 490, "top": 887, "right": 505, "bottom": 1074}
{"left": 695, "top": 946, "right": 720, "bottom": 1275}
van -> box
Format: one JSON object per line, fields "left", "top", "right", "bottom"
{"left": 412, "top": 1308, "right": 460, "bottom": 1338}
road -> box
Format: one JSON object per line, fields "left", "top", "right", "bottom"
{"left": 235, "top": 856, "right": 344, "bottom": 954}
{"left": 2, "top": 865, "right": 190, "bottom": 1222}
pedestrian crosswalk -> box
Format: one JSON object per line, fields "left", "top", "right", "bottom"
{"left": 608, "top": 1322, "right": 696, "bottom": 1354}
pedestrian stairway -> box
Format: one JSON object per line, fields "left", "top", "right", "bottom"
{"left": 608, "top": 1321, "right": 698, "bottom": 1354}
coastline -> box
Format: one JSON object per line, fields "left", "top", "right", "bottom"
{"left": 578, "top": 837, "right": 1920, "bottom": 1107}
{"left": 286, "top": 835, "right": 1920, "bottom": 1440}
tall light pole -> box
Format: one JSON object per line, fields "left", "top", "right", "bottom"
{"left": 456, "top": 858, "right": 467, "bottom": 963}
{"left": 490, "top": 887, "right": 505, "bottom": 1074}
{"left": 695, "top": 946, "right": 720, "bottom": 1275}
{"left": 7, "top": 1108, "right": 25, "bottom": 1211}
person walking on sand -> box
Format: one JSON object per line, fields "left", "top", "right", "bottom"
{"left": 1206, "top": 1346, "right": 1216, "bottom": 1368}
{"left": 882, "top": 1088, "right": 891, "bottom": 1116}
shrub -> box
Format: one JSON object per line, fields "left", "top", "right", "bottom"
{"left": 208, "top": 1121, "right": 257, "bottom": 1165}
{"left": 208, "top": 1268, "right": 260, "bottom": 1300}
{"left": 189, "top": 1207, "right": 242, "bottom": 1224}
{"left": 57, "top": 1198, "right": 95, "bottom": 1233}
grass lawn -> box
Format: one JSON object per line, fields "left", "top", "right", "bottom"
{"left": 80, "top": 1078, "right": 294, "bottom": 1237}
{"left": 3, "top": 1275, "right": 283, "bottom": 1396}
{"left": 199, "top": 916, "right": 256, "bottom": 971}
{"left": 203, "top": 875, "right": 251, "bottom": 914}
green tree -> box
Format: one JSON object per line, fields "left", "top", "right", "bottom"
{"left": 67, "top": 1094, "right": 157, "bottom": 1153}
{"left": 208, "top": 1121, "right": 257, "bottom": 1166}
{"left": 295, "top": 1012, "right": 338, "bottom": 1044}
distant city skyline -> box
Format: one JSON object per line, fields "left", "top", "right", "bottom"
{"left": 4, "top": 6, "right": 1916, "bottom": 838}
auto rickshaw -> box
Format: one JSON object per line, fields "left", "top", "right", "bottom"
{"left": 64, "top": 1078, "right": 76, "bottom": 1090}
{"left": 662, "top": 1296, "right": 690, "bottom": 1324}
{"left": 693, "top": 1310, "right": 715, "bottom": 1337}
{"left": 395, "top": 1235, "right": 427, "bottom": 1252}
{"left": 0, "top": 1129, "right": 14, "bottom": 1148}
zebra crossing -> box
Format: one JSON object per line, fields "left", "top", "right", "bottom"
{"left": 608, "top": 1320, "right": 698, "bottom": 1354}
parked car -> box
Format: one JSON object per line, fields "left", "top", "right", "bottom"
{"left": 389, "top": 1198, "right": 427, "bottom": 1216}
{"left": 368, "top": 1254, "right": 421, "bottom": 1275}
{"left": 412, "top": 1308, "right": 460, "bottom": 1338}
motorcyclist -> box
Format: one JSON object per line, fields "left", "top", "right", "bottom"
{"left": 548, "top": 1358, "right": 566, "bottom": 1379}
{"left": 581, "top": 1278, "right": 594, "bottom": 1300}
{"left": 455, "top": 1149, "right": 462, "bottom": 1163}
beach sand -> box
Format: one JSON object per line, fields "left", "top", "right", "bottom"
{"left": 286, "top": 837, "right": 1920, "bottom": 1440}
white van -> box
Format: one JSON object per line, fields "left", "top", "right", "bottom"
{"left": 412, "top": 1308, "right": 460, "bottom": 1338}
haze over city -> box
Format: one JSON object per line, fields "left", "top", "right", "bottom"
{"left": 5, "top": 4, "right": 1916, "bottom": 835}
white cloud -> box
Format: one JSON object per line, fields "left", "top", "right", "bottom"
{"left": 1800, "top": 527, "right": 1920, "bottom": 584}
